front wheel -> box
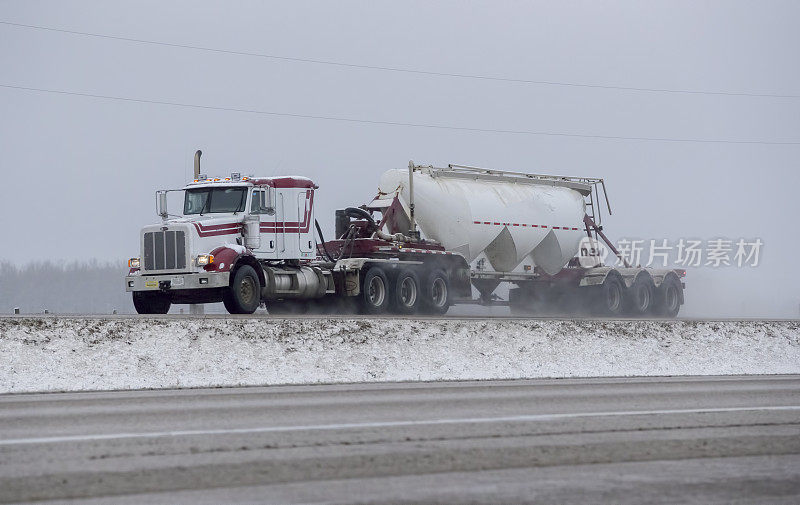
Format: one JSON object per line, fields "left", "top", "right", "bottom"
{"left": 132, "top": 291, "right": 171, "bottom": 314}
{"left": 223, "top": 265, "right": 261, "bottom": 314}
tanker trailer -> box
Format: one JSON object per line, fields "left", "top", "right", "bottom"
{"left": 366, "top": 162, "right": 685, "bottom": 317}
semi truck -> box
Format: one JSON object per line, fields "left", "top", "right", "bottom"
{"left": 125, "top": 152, "right": 685, "bottom": 317}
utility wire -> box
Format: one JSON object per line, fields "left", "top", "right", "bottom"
{"left": 2, "top": 83, "right": 798, "bottom": 145}
{"left": 1, "top": 20, "right": 798, "bottom": 100}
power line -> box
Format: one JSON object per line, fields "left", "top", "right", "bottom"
{"left": 2, "top": 83, "right": 798, "bottom": 145}
{"left": 1, "top": 19, "right": 798, "bottom": 100}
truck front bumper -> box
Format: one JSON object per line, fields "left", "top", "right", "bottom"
{"left": 125, "top": 271, "right": 231, "bottom": 292}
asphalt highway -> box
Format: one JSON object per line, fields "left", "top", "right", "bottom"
{"left": 2, "top": 313, "right": 798, "bottom": 321}
{"left": 1, "top": 376, "right": 799, "bottom": 504}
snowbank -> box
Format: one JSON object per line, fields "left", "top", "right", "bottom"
{"left": 1, "top": 318, "right": 798, "bottom": 393}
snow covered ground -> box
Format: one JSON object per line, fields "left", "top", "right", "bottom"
{"left": 1, "top": 318, "right": 798, "bottom": 393}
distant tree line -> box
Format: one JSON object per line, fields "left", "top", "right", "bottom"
{"left": 0, "top": 260, "right": 134, "bottom": 315}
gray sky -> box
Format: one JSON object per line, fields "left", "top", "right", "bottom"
{"left": 1, "top": 0, "right": 798, "bottom": 317}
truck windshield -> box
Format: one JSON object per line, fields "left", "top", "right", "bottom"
{"left": 184, "top": 187, "right": 247, "bottom": 215}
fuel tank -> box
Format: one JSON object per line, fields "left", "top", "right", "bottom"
{"left": 377, "top": 167, "right": 587, "bottom": 275}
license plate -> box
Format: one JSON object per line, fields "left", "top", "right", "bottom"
{"left": 145, "top": 280, "right": 158, "bottom": 288}
{"left": 171, "top": 276, "right": 185, "bottom": 287}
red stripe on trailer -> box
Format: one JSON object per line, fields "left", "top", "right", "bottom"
{"left": 472, "top": 221, "right": 581, "bottom": 230}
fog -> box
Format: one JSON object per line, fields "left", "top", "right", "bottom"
{"left": 1, "top": 1, "right": 798, "bottom": 317}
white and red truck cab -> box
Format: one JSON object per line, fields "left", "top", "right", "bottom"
{"left": 126, "top": 165, "right": 327, "bottom": 314}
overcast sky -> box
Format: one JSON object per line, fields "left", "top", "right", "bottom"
{"left": 1, "top": 1, "right": 798, "bottom": 316}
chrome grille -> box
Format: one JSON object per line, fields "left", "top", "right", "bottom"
{"left": 143, "top": 230, "right": 186, "bottom": 270}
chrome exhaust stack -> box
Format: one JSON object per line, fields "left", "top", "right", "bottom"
{"left": 193, "top": 150, "right": 202, "bottom": 179}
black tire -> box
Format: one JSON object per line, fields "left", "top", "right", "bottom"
{"left": 625, "top": 277, "right": 655, "bottom": 316}
{"left": 420, "top": 270, "right": 450, "bottom": 315}
{"left": 593, "top": 275, "right": 625, "bottom": 317}
{"left": 223, "top": 265, "right": 261, "bottom": 314}
{"left": 359, "top": 266, "right": 390, "bottom": 314}
{"left": 132, "top": 291, "right": 171, "bottom": 314}
{"left": 654, "top": 276, "right": 682, "bottom": 318}
{"left": 390, "top": 269, "right": 421, "bottom": 314}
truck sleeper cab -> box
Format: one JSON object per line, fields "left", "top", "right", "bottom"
{"left": 126, "top": 173, "right": 321, "bottom": 314}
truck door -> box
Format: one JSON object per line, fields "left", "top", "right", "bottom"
{"left": 298, "top": 190, "right": 314, "bottom": 254}
{"left": 251, "top": 188, "right": 276, "bottom": 254}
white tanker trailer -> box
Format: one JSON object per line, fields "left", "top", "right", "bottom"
{"left": 126, "top": 155, "right": 684, "bottom": 317}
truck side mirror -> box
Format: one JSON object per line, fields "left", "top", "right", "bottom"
{"left": 262, "top": 188, "right": 275, "bottom": 215}
{"left": 157, "top": 191, "right": 168, "bottom": 219}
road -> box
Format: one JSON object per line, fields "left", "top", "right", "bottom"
{"left": 3, "top": 314, "right": 799, "bottom": 321}
{"left": 1, "top": 376, "right": 799, "bottom": 504}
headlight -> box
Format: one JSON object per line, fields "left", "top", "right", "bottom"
{"left": 196, "top": 254, "right": 215, "bottom": 266}
{"left": 128, "top": 258, "right": 140, "bottom": 268}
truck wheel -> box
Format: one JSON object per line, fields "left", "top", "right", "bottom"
{"left": 594, "top": 276, "right": 625, "bottom": 317}
{"left": 654, "top": 276, "right": 682, "bottom": 318}
{"left": 360, "top": 266, "right": 390, "bottom": 314}
{"left": 625, "top": 277, "right": 654, "bottom": 316}
{"left": 223, "top": 265, "right": 261, "bottom": 314}
{"left": 390, "top": 269, "right": 420, "bottom": 314}
{"left": 420, "top": 270, "right": 450, "bottom": 316}
{"left": 132, "top": 291, "right": 171, "bottom": 314}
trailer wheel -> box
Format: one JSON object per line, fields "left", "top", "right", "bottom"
{"left": 132, "top": 291, "right": 171, "bottom": 314}
{"left": 390, "top": 269, "right": 420, "bottom": 314}
{"left": 654, "top": 276, "right": 682, "bottom": 318}
{"left": 421, "top": 270, "right": 450, "bottom": 315}
{"left": 594, "top": 276, "right": 625, "bottom": 317}
{"left": 223, "top": 265, "right": 261, "bottom": 314}
{"left": 625, "top": 277, "right": 655, "bottom": 316}
{"left": 359, "top": 266, "right": 390, "bottom": 314}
